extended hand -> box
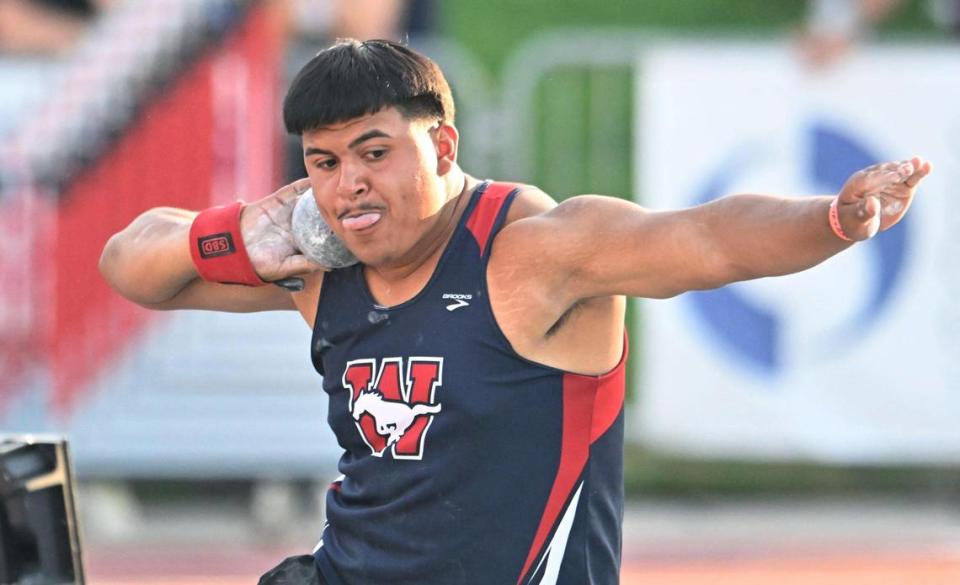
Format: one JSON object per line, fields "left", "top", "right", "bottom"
{"left": 836, "top": 156, "right": 932, "bottom": 241}
{"left": 240, "top": 179, "right": 326, "bottom": 284}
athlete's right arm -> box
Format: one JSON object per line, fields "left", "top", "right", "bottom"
{"left": 99, "top": 180, "right": 324, "bottom": 313}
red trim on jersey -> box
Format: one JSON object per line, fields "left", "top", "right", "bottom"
{"left": 516, "top": 374, "right": 593, "bottom": 584}
{"left": 590, "top": 335, "right": 628, "bottom": 444}
{"left": 466, "top": 182, "right": 521, "bottom": 256}
{"left": 516, "top": 336, "right": 628, "bottom": 584}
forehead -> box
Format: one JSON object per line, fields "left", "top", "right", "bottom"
{"left": 302, "top": 107, "right": 416, "bottom": 144}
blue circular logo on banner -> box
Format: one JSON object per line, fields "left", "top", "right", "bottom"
{"left": 687, "top": 121, "right": 909, "bottom": 376}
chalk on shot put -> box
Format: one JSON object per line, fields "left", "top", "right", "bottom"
{"left": 271, "top": 189, "right": 358, "bottom": 292}
{"left": 291, "top": 189, "right": 358, "bottom": 269}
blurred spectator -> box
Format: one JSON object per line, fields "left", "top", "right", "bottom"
{"left": 798, "top": 0, "right": 904, "bottom": 67}
{"left": 799, "top": 0, "right": 959, "bottom": 67}
{"left": 280, "top": 0, "right": 437, "bottom": 181}
{"left": 0, "top": 0, "right": 116, "bottom": 148}
{"left": 0, "top": 0, "right": 112, "bottom": 55}
{"left": 928, "top": 0, "right": 960, "bottom": 33}
{"left": 282, "top": 0, "right": 435, "bottom": 45}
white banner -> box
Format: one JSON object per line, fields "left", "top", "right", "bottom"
{"left": 634, "top": 42, "right": 960, "bottom": 463}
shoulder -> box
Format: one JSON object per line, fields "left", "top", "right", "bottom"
{"left": 492, "top": 185, "right": 575, "bottom": 253}
{"left": 490, "top": 193, "right": 644, "bottom": 283}
{"left": 485, "top": 184, "right": 559, "bottom": 256}
{"left": 504, "top": 184, "right": 557, "bottom": 225}
{"left": 485, "top": 189, "right": 626, "bottom": 370}
{"left": 497, "top": 193, "right": 643, "bottom": 246}
{"left": 487, "top": 185, "right": 563, "bottom": 283}
{"left": 466, "top": 180, "right": 556, "bottom": 254}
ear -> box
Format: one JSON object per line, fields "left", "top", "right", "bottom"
{"left": 434, "top": 123, "right": 459, "bottom": 176}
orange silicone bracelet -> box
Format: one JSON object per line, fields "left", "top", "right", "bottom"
{"left": 828, "top": 198, "right": 853, "bottom": 242}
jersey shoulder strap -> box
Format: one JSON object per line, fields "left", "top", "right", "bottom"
{"left": 464, "top": 181, "right": 524, "bottom": 258}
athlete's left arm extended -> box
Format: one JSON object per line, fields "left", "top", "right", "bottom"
{"left": 498, "top": 157, "right": 931, "bottom": 304}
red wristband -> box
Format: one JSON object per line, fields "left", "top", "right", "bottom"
{"left": 828, "top": 198, "right": 853, "bottom": 242}
{"left": 189, "top": 201, "right": 266, "bottom": 286}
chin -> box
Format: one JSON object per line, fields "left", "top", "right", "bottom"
{"left": 347, "top": 237, "right": 409, "bottom": 269}
{"left": 349, "top": 248, "right": 389, "bottom": 268}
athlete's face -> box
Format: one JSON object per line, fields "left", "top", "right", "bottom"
{"left": 302, "top": 107, "right": 458, "bottom": 268}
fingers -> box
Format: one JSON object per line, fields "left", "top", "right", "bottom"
{"left": 877, "top": 156, "right": 931, "bottom": 189}
{"left": 277, "top": 178, "right": 313, "bottom": 204}
{"left": 253, "top": 179, "right": 313, "bottom": 227}
{"left": 836, "top": 156, "right": 932, "bottom": 240}
{"left": 292, "top": 178, "right": 312, "bottom": 195}
{"left": 280, "top": 253, "right": 329, "bottom": 276}
{"left": 843, "top": 157, "right": 932, "bottom": 202}
{"left": 842, "top": 165, "right": 901, "bottom": 205}
{"left": 902, "top": 156, "right": 932, "bottom": 188}
{"left": 269, "top": 254, "right": 328, "bottom": 292}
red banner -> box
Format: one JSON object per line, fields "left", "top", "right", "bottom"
{"left": 41, "top": 5, "right": 283, "bottom": 415}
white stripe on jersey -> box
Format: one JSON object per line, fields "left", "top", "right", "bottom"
{"left": 529, "top": 481, "right": 584, "bottom": 585}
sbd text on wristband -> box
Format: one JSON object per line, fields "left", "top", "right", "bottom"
{"left": 189, "top": 201, "right": 266, "bottom": 286}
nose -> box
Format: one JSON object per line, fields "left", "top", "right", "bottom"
{"left": 336, "top": 160, "right": 368, "bottom": 199}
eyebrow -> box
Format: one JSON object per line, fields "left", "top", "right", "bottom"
{"left": 303, "top": 129, "right": 392, "bottom": 157}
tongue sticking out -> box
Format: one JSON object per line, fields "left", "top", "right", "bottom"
{"left": 342, "top": 212, "right": 382, "bottom": 231}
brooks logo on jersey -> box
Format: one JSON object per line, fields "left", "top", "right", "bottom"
{"left": 342, "top": 357, "right": 443, "bottom": 459}
{"left": 442, "top": 292, "right": 472, "bottom": 311}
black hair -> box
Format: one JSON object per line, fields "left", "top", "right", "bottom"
{"left": 283, "top": 39, "right": 454, "bottom": 135}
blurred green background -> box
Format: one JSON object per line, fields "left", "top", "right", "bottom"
{"left": 443, "top": 0, "right": 953, "bottom": 497}
{"left": 446, "top": 0, "right": 935, "bottom": 197}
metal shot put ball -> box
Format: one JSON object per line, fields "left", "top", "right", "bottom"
{"left": 291, "top": 188, "right": 358, "bottom": 268}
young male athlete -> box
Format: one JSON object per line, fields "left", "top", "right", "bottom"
{"left": 99, "top": 39, "right": 932, "bottom": 585}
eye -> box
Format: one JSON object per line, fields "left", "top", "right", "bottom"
{"left": 314, "top": 158, "right": 337, "bottom": 170}
{"left": 365, "top": 148, "right": 387, "bottom": 161}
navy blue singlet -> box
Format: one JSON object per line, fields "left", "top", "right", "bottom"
{"left": 310, "top": 181, "right": 626, "bottom": 585}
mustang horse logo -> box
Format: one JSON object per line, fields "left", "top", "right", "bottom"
{"left": 342, "top": 357, "right": 443, "bottom": 459}
{"left": 352, "top": 391, "right": 442, "bottom": 447}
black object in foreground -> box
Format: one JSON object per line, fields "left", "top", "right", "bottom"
{"left": 259, "top": 554, "right": 326, "bottom": 584}
{"left": 0, "top": 436, "right": 84, "bottom": 585}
